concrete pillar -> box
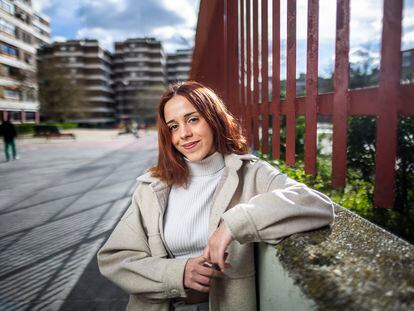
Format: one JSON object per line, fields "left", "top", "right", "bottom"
{"left": 20, "top": 110, "right": 26, "bottom": 123}
{"left": 35, "top": 111, "right": 40, "bottom": 124}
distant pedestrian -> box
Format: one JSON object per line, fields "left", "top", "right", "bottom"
{"left": 0, "top": 116, "right": 18, "bottom": 161}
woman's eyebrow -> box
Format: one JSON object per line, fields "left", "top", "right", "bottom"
{"left": 166, "top": 111, "right": 198, "bottom": 125}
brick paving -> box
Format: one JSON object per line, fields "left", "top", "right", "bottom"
{"left": 0, "top": 130, "right": 158, "bottom": 310}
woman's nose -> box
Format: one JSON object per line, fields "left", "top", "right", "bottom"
{"left": 179, "top": 124, "right": 192, "bottom": 139}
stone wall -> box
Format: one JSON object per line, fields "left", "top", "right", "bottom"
{"left": 256, "top": 205, "right": 414, "bottom": 310}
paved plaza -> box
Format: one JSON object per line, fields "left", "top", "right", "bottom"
{"left": 0, "top": 130, "right": 158, "bottom": 310}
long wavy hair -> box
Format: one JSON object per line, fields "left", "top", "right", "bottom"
{"left": 149, "top": 81, "right": 248, "bottom": 186}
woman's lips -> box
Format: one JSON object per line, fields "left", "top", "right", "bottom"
{"left": 182, "top": 141, "right": 199, "bottom": 150}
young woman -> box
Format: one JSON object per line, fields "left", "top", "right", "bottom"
{"left": 97, "top": 81, "right": 334, "bottom": 311}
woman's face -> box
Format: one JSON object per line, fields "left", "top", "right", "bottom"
{"left": 164, "top": 95, "right": 215, "bottom": 162}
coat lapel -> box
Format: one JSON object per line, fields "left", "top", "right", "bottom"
{"left": 208, "top": 154, "right": 245, "bottom": 236}
{"left": 136, "top": 173, "right": 172, "bottom": 256}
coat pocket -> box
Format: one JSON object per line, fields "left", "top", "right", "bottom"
{"left": 224, "top": 242, "right": 255, "bottom": 279}
{"left": 147, "top": 233, "right": 168, "bottom": 258}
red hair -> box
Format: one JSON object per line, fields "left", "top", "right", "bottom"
{"left": 149, "top": 81, "right": 247, "bottom": 186}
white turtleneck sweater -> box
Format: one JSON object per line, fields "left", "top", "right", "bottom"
{"left": 164, "top": 152, "right": 225, "bottom": 259}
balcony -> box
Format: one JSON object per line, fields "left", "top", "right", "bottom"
{"left": 0, "top": 54, "right": 34, "bottom": 71}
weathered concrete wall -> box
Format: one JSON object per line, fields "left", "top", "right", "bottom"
{"left": 256, "top": 204, "right": 414, "bottom": 310}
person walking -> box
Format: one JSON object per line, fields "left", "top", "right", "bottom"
{"left": 0, "top": 116, "right": 18, "bottom": 162}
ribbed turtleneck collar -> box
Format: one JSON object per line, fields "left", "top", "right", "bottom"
{"left": 185, "top": 152, "right": 225, "bottom": 177}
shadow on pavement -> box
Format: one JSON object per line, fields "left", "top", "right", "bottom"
{"left": 59, "top": 246, "right": 128, "bottom": 311}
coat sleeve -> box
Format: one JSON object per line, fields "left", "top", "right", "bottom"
{"left": 221, "top": 160, "right": 335, "bottom": 244}
{"left": 97, "top": 186, "right": 189, "bottom": 301}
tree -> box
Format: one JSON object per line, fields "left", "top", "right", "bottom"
{"left": 37, "top": 59, "right": 86, "bottom": 122}
{"left": 134, "top": 84, "right": 166, "bottom": 124}
{"left": 347, "top": 55, "right": 414, "bottom": 211}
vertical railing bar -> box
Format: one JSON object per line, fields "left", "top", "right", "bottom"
{"left": 246, "top": 0, "right": 252, "bottom": 146}
{"left": 226, "top": 0, "right": 239, "bottom": 122}
{"left": 224, "top": 0, "right": 230, "bottom": 111}
{"left": 374, "top": 0, "right": 403, "bottom": 208}
{"left": 332, "top": 0, "right": 350, "bottom": 187}
{"left": 253, "top": 0, "right": 260, "bottom": 150}
{"left": 240, "top": 0, "right": 246, "bottom": 133}
{"left": 304, "top": 0, "right": 319, "bottom": 176}
{"left": 272, "top": 0, "right": 281, "bottom": 159}
{"left": 261, "top": 0, "right": 270, "bottom": 155}
{"left": 285, "top": 0, "right": 297, "bottom": 165}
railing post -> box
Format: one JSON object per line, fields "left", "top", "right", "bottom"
{"left": 246, "top": 0, "right": 253, "bottom": 147}
{"left": 225, "top": 0, "right": 239, "bottom": 118}
{"left": 261, "top": 0, "right": 270, "bottom": 155}
{"left": 304, "top": 0, "right": 319, "bottom": 176}
{"left": 374, "top": 0, "right": 403, "bottom": 208}
{"left": 252, "top": 0, "right": 260, "bottom": 151}
{"left": 271, "top": 0, "right": 281, "bottom": 160}
{"left": 285, "top": 0, "right": 297, "bottom": 165}
{"left": 332, "top": 0, "right": 350, "bottom": 188}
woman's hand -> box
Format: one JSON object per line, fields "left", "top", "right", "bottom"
{"left": 184, "top": 256, "right": 223, "bottom": 293}
{"left": 203, "top": 222, "right": 234, "bottom": 272}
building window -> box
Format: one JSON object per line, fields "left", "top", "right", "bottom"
{"left": 0, "top": 18, "right": 15, "bottom": 35}
{"left": 25, "top": 111, "right": 35, "bottom": 121}
{"left": 4, "top": 89, "right": 20, "bottom": 100}
{"left": 60, "top": 46, "right": 67, "bottom": 51}
{"left": 69, "top": 46, "right": 76, "bottom": 51}
{"left": 24, "top": 53, "right": 32, "bottom": 64}
{"left": 21, "top": 31, "right": 31, "bottom": 44}
{"left": 0, "top": 43, "right": 18, "bottom": 57}
{"left": 0, "top": 0, "right": 14, "bottom": 15}
{"left": 69, "top": 57, "right": 76, "bottom": 63}
{"left": 33, "top": 24, "right": 41, "bottom": 33}
{"left": 26, "top": 88, "right": 36, "bottom": 101}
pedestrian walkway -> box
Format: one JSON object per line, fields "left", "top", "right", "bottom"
{"left": 0, "top": 130, "right": 158, "bottom": 310}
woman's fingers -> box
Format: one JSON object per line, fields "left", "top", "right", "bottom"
{"left": 202, "top": 245, "right": 210, "bottom": 260}
{"left": 184, "top": 256, "right": 224, "bottom": 292}
{"left": 206, "top": 222, "right": 234, "bottom": 271}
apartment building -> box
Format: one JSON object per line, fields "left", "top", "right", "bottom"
{"left": 38, "top": 40, "right": 116, "bottom": 126}
{"left": 113, "top": 37, "right": 166, "bottom": 124}
{"left": 166, "top": 48, "right": 192, "bottom": 84}
{"left": 0, "top": 0, "right": 50, "bottom": 122}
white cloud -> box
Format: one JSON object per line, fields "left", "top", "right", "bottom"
{"left": 403, "top": 5, "right": 414, "bottom": 49}
{"left": 76, "top": 28, "right": 120, "bottom": 51}
{"left": 160, "top": 0, "right": 198, "bottom": 29}
{"left": 32, "top": 0, "right": 53, "bottom": 13}
{"left": 52, "top": 35, "right": 67, "bottom": 42}
{"left": 32, "top": 0, "right": 199, "bottom": 53}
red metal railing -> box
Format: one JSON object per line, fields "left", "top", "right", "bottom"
{"left": 190, "top": 0, "right": 414, "bottom": 208}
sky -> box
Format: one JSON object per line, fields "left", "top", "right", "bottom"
{"left": 32, "top": 0, "right": 414, "bottom": 77}
{"left": 32, "top": 0, "right": 200, "bottom": 53}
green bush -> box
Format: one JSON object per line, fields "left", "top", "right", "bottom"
{"left": 46, "top": 122, "right": 78, "bottom": 129}
{"left": 13, "top": 122, "right": 78, "bottom": 135}
{"left": 261, "top": 155, "right": 414, "bottom": 244}
{"left": 15, "top": 123, "right": 35, "bottom": 135}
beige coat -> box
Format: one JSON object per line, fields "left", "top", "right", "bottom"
{"left": 97, "top": 153, "right": 334, "bottom": 311}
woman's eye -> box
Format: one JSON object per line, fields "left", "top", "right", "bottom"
{"left": 169, "top": 124, "right": 178, "bottom": 132}
{"left": 188, "top": 117, "right": 199, "bottom": 123}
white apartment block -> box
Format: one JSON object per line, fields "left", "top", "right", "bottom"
{"left": 37, "top": 39, "right": 116, "bottom": 126}
{"left": 166, "top": 48, "right": 192, "bottom": 84}
{"left": 0, "top": 0, "right": 50, "bottom": 122}
{"left": 113, "top": 37, "right": 166, "bottom": 124}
